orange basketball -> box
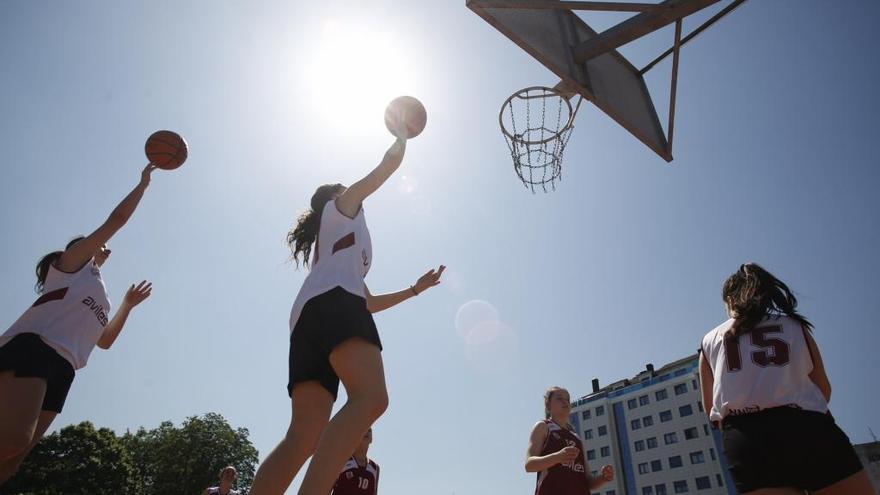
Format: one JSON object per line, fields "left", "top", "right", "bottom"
{"left": 384, "top": 96, "right": 427, "bottom": 139}
{"left": 145, "top": 130, "right": 188, "bottom": 170}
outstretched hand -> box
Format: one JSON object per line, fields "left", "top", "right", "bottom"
{"left": 140, "top": 163, "right": 158, "bottom": 186}
{"left": 123, "top": 280, "right": 153, "bottom": 308}
{"left": 600, "top": 464, "right": 614, "bottom": 481}
{"left": 414, "top": 265, "right": 445, "bottom": 294}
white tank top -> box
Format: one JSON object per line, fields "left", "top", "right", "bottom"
{"left": 289, "top": 200, "right": 372, "bottom": 332}
{"left": 1, "top": 259, "right": 111, "bottom": 370}
{"left": 701, "top": 315, "right": 827, "bottom": 421}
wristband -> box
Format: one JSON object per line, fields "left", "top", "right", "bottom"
{"left": 410, "top": 285, "right": 419, "bottom": 296}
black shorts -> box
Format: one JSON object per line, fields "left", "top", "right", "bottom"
{"left": 0, "top": 333, "right": 75, "bottom": 413}
{"left": 288, "top": 287, "right": 382, "bottom": 400}
{"left": 722, "top": 406, "right": 864, "bottom": 493}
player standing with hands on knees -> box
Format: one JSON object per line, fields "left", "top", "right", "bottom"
{"left": 526, "top": 386, "right": 614, "bottom": 495}
{"left": 251, "top": 97, "right": 444, "bottom": 495}
{"left": 700, "top": 262, "right": 873, "bottom": 495}
{"left": 0, "top": 164, "right": 157, "bottom": 484}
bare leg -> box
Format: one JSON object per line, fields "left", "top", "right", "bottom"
{"left": 0, "top": 410, "right": 56, "bottom": 484}
{"left": 813, "top": 470, "right": 875, "bottom": 495}
{"left": 250, "top": 382, "right": 333, "bottom": 495}
{"left": 298, "top": 338, "right": 388, "bottom": 495}
{"left": 0, "top": 372, "right": 47, "bottom": 462}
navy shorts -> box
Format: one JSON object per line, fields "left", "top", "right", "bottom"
{"left": 0, "top": 333, "right": 75, "bottom": 413}
{"left": 722, "top": 406, "right": 864, "bottom": 493}
{"left": 288, "top": 287, "right": 382, "bottom": 400}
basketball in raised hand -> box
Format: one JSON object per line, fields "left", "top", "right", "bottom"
{"left": 145, "top": 130, "right": 188, "bottom": 170}
{"left": 384, "top": 96, "right": 427, "bottom": 139}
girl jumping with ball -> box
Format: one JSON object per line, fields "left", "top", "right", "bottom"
{"left": 0, "top": 164, "right": 157, "bottom": 484}
{"left": 251, "top": 124, "right": 444, "bottom": 494}
{"left": 525, "top": 386, "right": 614, "bottom": 495}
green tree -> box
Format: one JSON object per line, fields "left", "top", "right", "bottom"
{"left": 121, "top": 412, "right": 259, "bottom": 495}
{"left": 3, "top": 421, "right": 142, "bottom": 495}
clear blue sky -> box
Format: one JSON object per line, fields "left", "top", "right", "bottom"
{"left": 1, "top": 1, "right": 878, "bottom": 493}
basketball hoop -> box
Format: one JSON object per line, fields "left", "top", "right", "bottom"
{"left": 499, "top": 86, "right": 583, "bottom": 192}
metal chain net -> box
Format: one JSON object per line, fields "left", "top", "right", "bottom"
{"left": 500, "top": 87, "right": 579, "bottom": 193}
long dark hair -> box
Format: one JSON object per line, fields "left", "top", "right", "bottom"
{"left": 35, "top": 236, "right": 85, "bottom": 293}
{"left": 722, "top": 262, "right": 813, "bottom": 337}
{"left": 287, "top": 183, "right": 345, "bottom": 268}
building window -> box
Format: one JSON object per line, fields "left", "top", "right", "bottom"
{"left": 674, "top": 383, "right": 688, "bottom": 396}
{"left": 703, "top": 424, "right": 709, "bottom": 436}
{"left": 642, "top": 487, "right": 654, "bottom": 495}
{"left": 651, "top": 459, "right": 662, "bottom": 472}
{"left": 716, "top": 474, "right": 723, "bottom": 487}
{"left": 582, "top": 410, "right": 591, "bottom": 420}
{"left": 660, "top": 410, "right": 673, "bottom": 422}
{"left": 639, "top": 394, "right": 650, "bottom": 406}
{"left": 664, "top": 432, "right": 678, "bottom": 445}
{"left": 673, "top": 480, "right": 689, "bottom": 493}
{"left": 598, "top": 425, "right": 608, "bottom": 436}
{"left": 587, "top": 449, "right": 596, "bottom": 460}
{"left": 668, "top": 455, "right": 683, "bottom": 468}
{"left": 697, "top": 401, "right": 703, "bottom": 412}
{"left": 584, "top": 429, "right": 593, "bottom": 439}
{"left": 643, "top": 415, "right": 654, "bottom": 427}
{"left": 647, "top": 437, "right": 658, "bottom": 449}
{"left": 684, "top": 427, "right": 698, "bottom": 440}
{"left": 601, "top": 446, "right": 611, "bottom": 457}
{"left": 679, "top": 404, "right": 693, "bottom": 417}
{"left": 628, "top": 398, "right": 638, "bottom": 410}
{"left": 692, "top": 379, "right": 698, "bottom": 390}
{"left": 607, "top": 491, "right": 616, "bottom": 495}
{"left": 695, "top": 477, "right": 711, "bottom": 490}
{"left": 638, "top": 463, "right": 649, "bottom": 474}
{"left": 597, "top": 405, "right": 605, "bottom": 416}
{"left": 656, "top": 389, "right": 668, "bottom": 401}
{"left": 655, "top": 484, "right": 667, "bottom": 495}
{"left": 631, "top": 419, "right": 642, "bottom": 430}
{"left": 635, "top": 440, "right": 645, "bottom": 451}
{"left": 709, "top": 448, "right": 716, "bottom": 461}
{"left": 690, "top": 451, "right": 705, "bottom": 464}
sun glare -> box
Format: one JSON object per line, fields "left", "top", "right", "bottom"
{"left": 304, "top": 19, "right": 419, "bottom": 134}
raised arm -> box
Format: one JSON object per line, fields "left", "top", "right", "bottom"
{"left": 525, "top": 421, "right": 577, "bottom": 473}
{"left": 57, "top": 164, "right": 157, "bottom": 272}
{"left": 335, "top": 137, "right": 406, "bottom": 218}
{"left": 96, "top": 281, "right": 152, "bottom": 350}
{"left": 363, "top": 265, "right": 444, "bottom": 313}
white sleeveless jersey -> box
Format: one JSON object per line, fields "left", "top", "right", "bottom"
{"left": 290, "top": 199, "right": 372, "bottom": 332}
{"left": 1, "top": 260, "right": 111, "bottom": 369}
{"left": 701, "top": 315, "right": 827, "bottom": 421}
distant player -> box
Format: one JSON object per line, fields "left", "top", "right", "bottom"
{"left": 250, "top": 128, "right": 444, "bottom": 494}
{"left": 700, "top": 262, "right": 873, "bottom": 495}
{"left": 204, "top": 465, "right": 241, "bottom": 495}
{"left": 332, "top": 428, "right": 379, "bottom": 495}
{"left": 0, "top": 164, "right": 157, "bottom": 484}
{"left": 525, "top": 386, "right": 613, "bottom": 495}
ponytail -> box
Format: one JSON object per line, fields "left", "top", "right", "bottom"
{"left": 722, "top": 262, "right": 813, "bottom": 337}
{"left": 35, "top": 236, "right": 85, "bottom": 293}
{"left": 287, "top": 183, "right": 345, "bottom": 268}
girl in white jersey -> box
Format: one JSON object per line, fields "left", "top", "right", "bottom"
{"left": 0, "top": 164, "right": 156, "bottom": 484}
{"left": 203, "top": 465, "right": 241, "bottom": 495}
{"left": 251, "top": 135, "right": 445, "bottom": 494}
{"left": 699, "top": 263, "right": 872, "bottom": 495}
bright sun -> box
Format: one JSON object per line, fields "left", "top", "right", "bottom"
{"left": 304, "top": 19, "right": 419, "bottom": 133}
